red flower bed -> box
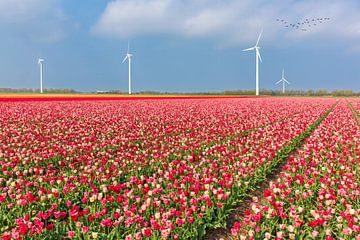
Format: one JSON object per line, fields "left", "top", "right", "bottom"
{"left": 0, "top": 98, "right": 337, "bottom": 239}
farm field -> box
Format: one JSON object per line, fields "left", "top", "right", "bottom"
{"left": 0, "top": 97, "right": 359, "bottom": 239}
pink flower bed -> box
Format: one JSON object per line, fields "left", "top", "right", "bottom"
{"left": 0, "top": 98, "right": 336, "bottom": 239}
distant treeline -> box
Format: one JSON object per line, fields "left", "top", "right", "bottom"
{"left": 0, "top": 88, "right": 78, "bottom": 93}
{"left": 224, "top": 89, "right": 360, "bottom": 97}
{"left": 134, "top": 90, "right": 360, "bottom": 97}
{"left": 0, "top": 88, "right": 359, "bottom": 96}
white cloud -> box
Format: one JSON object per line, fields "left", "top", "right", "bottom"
{"left": 92, "top": 0, "right": 179, "bottom": 38}
{"left": 0, "top": 0, "right": 52, "bottom": 22}
{"left": 93, "top": 0, "right": 360, "bottom": 47}
{"left": 0, "top": 0, "right": 74, "bottom": 43}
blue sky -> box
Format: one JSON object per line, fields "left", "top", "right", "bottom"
{"left": 0, "top": 0, "right": 360, "bottom": 92}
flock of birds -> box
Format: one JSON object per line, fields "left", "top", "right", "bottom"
{"left": 276, "top": 17, "right": 331, "bottom": 32}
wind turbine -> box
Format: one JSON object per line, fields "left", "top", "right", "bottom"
{"left": 122, "top": 42, "right": 133, "bottom": 95}
{"left": 275, "top": 68, "right": 290, "bottom": 94}
{"left": 243, "top": 30, "right": 263, "bottom": 96}
{"left": 38, "top": 58, "right": 44, "bottom": 93}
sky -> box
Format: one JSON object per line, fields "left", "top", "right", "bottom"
{"left": 1, "top": 0, "right": 360, "bottom": 93}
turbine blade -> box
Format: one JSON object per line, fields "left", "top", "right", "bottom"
{"left": 255, "top": 29, "right": 263, "bottom": 47}
{"left": 122, "top": 55, "right": 128, "bottom": 63}
{"left": 283, "top": 78, "right": 290, "bottom": 84}
{"left": 282, "top": 68, "right": 285, "bottom": 78}
{"left": 243, "top": 47, "right": 254, "bottom": 51}
{"left": 275, "top": 79, "right": 282, "bottom": 85}
{"left": 257, "top": 49, "right": 262, "bottom": 62}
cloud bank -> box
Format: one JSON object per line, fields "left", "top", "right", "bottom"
{"left": 0, "top": 0, "right": 74, "bottom": 42}
{"left": 93, "top": 0, "right": 360, "bottom": 46}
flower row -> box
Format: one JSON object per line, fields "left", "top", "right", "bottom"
{"left": 231, "top": 101, "right": 360, "bottom": 239}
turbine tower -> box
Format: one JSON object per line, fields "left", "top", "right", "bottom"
{"left": 275, "top": 68, "right": 290, "bottom": 94}
{"left": 122, "top": 42, "right": 133, "bottom": 95}
{"left": 38, "top": 58, "right": 44, "bottom": 94}
{"left": 243, "top": 30, "right": 263, "bottom": 96}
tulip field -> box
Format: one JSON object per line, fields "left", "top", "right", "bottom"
{"left": 0, "top": 97, "right": 359, "bottom": 239}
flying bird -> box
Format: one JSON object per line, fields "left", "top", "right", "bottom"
{"left": 275, "top": 17, "right": 331, "bottom": 32}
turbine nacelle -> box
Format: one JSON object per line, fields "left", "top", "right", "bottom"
{"left": 38, "top": 58, "right": 44, "bottom": 64}
{"left": 283, "top": 78, "right": 290, "bottom": 84}
{"left": 275, "top": 78, "right": 290, "bottom": 85}
{"left": 122, "top": 53, "right": 133, "bottom": 63}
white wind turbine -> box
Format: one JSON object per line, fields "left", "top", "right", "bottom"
{"left": 243, "top": 30, "right": 263, "bottom": 96}
{"left": 122, "top": 42, "right": 133, "bottom": 95}
{"left": 38, "top": 58, "right": 44, "bottom": 93}
{"left": 275, "top": 68, "right": 290, "bottom": 94}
